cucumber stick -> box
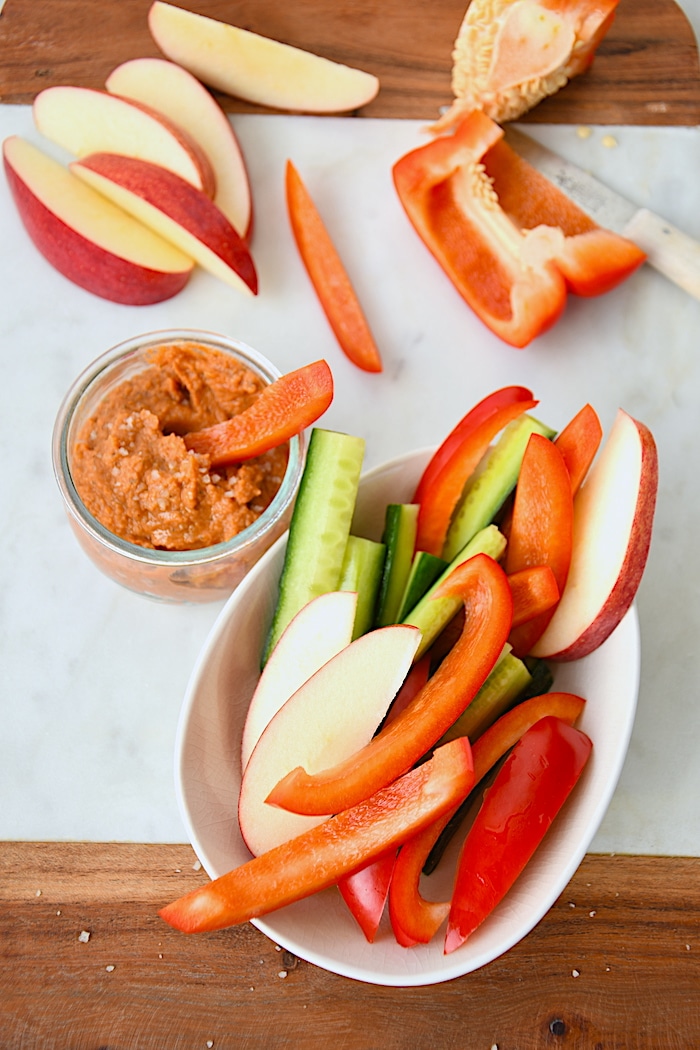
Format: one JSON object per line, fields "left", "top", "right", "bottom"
{"left": 403, "top": 524, "right": 506, "bottom": 660}
{"left": 375, "top": 503, "right": 419, "bottom": 626}
{"left": 397, "top": 550, "right": 448, "bottom": 622}
{"left": 442, "top": 413, "right": 557, "bottom": 561}
{"left": 339, "top": 536, "right": 386, "bottom": 639}
{"left": 438, "top": 650, "right": 532, "bottom": 745}
{"left": 263, "top": 428, "right": 365, "bottom": 663}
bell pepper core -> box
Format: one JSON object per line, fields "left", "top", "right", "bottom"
{"left": 184, "top": 359, "right": 333, "bottom": 465}
{"left": 445, "top": 715, "right": 592, "bottom": 954}
{"left": 286, "top": 160, "right": 383, "bottom": 374}
{"left": 158, "top": 737, "right": 474, "bottom": 934}
{"left": 393, "top": 111, "right": 646, "bottom": 348}
{"left": 265, "top": 553, "right": 512, "bottom": 817}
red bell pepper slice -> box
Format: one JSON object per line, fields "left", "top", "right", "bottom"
{"left": 505, "top": 433, "right": 574, "bottom": 657}
{"left": 337, "top": 849, "right": 397, "bottom": 943}
{"left": 415, "top": 396, "right": 537, "bottom": 557}
{"left": 413, "top": 385, "right": 534, "bottom": 505}
{"left": 184, "top": 359, "right": 333, "bottom": 465}
{"left": 554, "top": 403, "right": 603, "bottom": 495}
{"left": 158, "top": 737, "right": 474, "bottom": 934}
{"left": 286, "top": 160, "right": 383, "bottom": 374}
{"left": 392, "top": 111, "right": 645, "bottom": 348}
{"left": 265, "top": 553, "right": 512, "bottom": 816}
{"left": 508, "top": 564, "right": 560, "bottom": 629}
{"left": 444, "top": 715, "right": 592, "bottom": 954}
{"left": 387, "top": 691, "right": 585, "bottom": 948}
{"left": 336, "top": 654, "right": 430, "bottom": 941}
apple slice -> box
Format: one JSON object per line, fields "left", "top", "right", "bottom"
{"left": 71, "top": 153, "right": 257, "bottom": 296}
{"left": 33, "top": 85, "right": 215, "bottom": 197}
{"left": 241, "top": 590, "right": 357, "bottom": 770}
{"left": 238, "top": 623, "right": 421, "bottom": 857}
{"left": 105, "top": 58, "right": 252, "bottom": 241}
{"left": 531, "top": 409, "right": 658, "bottom": 661}
{"left": 148, "top": 1, "right": 379, "bottom": 114}
{"left": 3, "top": 136, "right": 193, "bottom": 305}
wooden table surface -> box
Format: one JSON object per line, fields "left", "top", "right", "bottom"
{"left": 2, "top": 1, "right": 700, "bottom": 1046}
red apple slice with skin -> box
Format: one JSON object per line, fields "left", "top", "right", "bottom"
{"left": 241, "top": 590, "right": 358, "bottom": 770}
{"left": 238, "top": 623, "right": 421, "bottom": 857}
{"left": 33, "top": 85, "right": 215, "bottom": 198}
{"left": 531, "top": 409, "right": 658, "bottom": 662}
{"left": 3, "top": 136, "right": 193, "bottom": 305}
{"left": 148, "top": 1, "right": 379, "bottom": 114}
{"left": 105, "top": 58, "right": 253, "bottom": 241}
{"left": 71, "top": 153, "right": 257, "bottom": 296}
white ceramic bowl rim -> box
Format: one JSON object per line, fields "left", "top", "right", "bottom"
{"left": 174, "top": 447, "right": 640, "bottom": 986}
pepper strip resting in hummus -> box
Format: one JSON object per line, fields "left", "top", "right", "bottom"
{"left": 71, "top": 341, "right": 289, "bottom": 551}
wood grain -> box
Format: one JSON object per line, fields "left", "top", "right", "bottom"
{"left": 1, "top": 843, "right": 699, "bottom": 1049}
{"left": 1, "top": 0, "right": 699, "bottom": 124}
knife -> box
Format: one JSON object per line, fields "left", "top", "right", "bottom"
{"left": 504, "top": 126, "right": 700, "bottom": 302}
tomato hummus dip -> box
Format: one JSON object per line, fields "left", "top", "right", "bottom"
{"left": 71, "top": 341, "right": 288, "bottom": 550}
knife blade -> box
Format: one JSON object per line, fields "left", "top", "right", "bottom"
{"left": 504, "top": 126, "right": 700, "bottom": 302}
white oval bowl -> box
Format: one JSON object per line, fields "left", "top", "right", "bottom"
{"left": 174, "top": 448, "right": 640, "bottom": 986}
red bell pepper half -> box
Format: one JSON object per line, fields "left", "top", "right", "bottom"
{"left": 505, "top": 433, "right": 574, "bottom": 657}
{"left": 184, "top": 359, "right": 333, "bottom": 465}
{"left": 265, "top": 553, "right": 512, "bottom": 817}
{"left": 158, "top": 737, "right": 473, "bottom": 934}
{"left": 286, "top": 160, "right": 383, "bottom": 374}
{"left": 387, "top": 691, "right": 585, "bottom": 948}
{"left": 414, "top": 394, "right": 537, "bottom": 557}
{"left": 392, "top": 111, "right": 646, "bottom": 348}
{"left": 444, "top": 715, "right": 592, "bottom": 954}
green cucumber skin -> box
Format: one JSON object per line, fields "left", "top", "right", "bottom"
{"left": 263, "top": 428, "right": 365, "bottom": 663}
{"left": 439, "top": 651, "right": 532, "bottom": 744}
{"left": 442, "top": 414, "right": 557, "bottom": 562}
{"left": 397, "top": 550, "right": 448, "bottom": 622}
{"left": 374, "top": 503, "right": 419, "bottom": 627}
{"left": 339, "top": 536, "right": 386, "bottom": 639}
{"left": 402, "top": 524, "right": 507, "bottom": 661}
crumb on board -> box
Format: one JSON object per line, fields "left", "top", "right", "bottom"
{"left": 78, "top": 930, "right": 91, "bottom": 943}
{"left": 601, "top": 134, "right": 618, "bottom": 148}
{"left": 576, "top": 125, "right": 592, "bottom": 139}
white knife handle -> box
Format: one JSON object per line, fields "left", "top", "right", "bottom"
{"left": 623, "top": 208, "right": 700, "bottom": 301}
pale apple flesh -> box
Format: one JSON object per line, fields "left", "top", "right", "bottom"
{"left": 531, "top": 409, "right": 658, "bottom": 662}
{"left": 33, "top": 85, "right": 216, "bottom": 197}
{"left": 3, "top": 136, "right": 193, "bottom": 305}
{"left": 241, "top": 590, "right": 358, "bottom": 770}
{"left": 148, "top": 0, "right": 380, "bottom": 114}
{"left": 238, "top": 624, "right": 421, "bottom": 857}
{"left": 71, "top": 153, "right": 258, "bottom": 296}
{"left": 105, "top": 57, "right": 253, "bottom": 241}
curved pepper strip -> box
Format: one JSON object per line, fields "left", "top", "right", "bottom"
{"left": 387, "top": 691, "right": 585, "bottom": 947}
{"left": 506, "top": 434, "right": 574, "bottom": 657}
{"left": 414, "top": 396, "right": 537, "bottom": 556}
{"left": 286, "top": 160, "right": 382, "bottom": 374}
{"left": 413, "top": 385, "right": 533, "bottom": 506}
{"left": 184, "top": 359, "right": 333, "bottom": 465}
{"left": 158, "top": 737, "right": 473, "bottom": 934}
{"left": 265, "top": 553, "right": 512, "bottom": 817}
{"left": 445, "top": 715, "right": 592, "bottom": 954}
{"left": 392, "top": 111, "right": 646, "bottom": 348}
